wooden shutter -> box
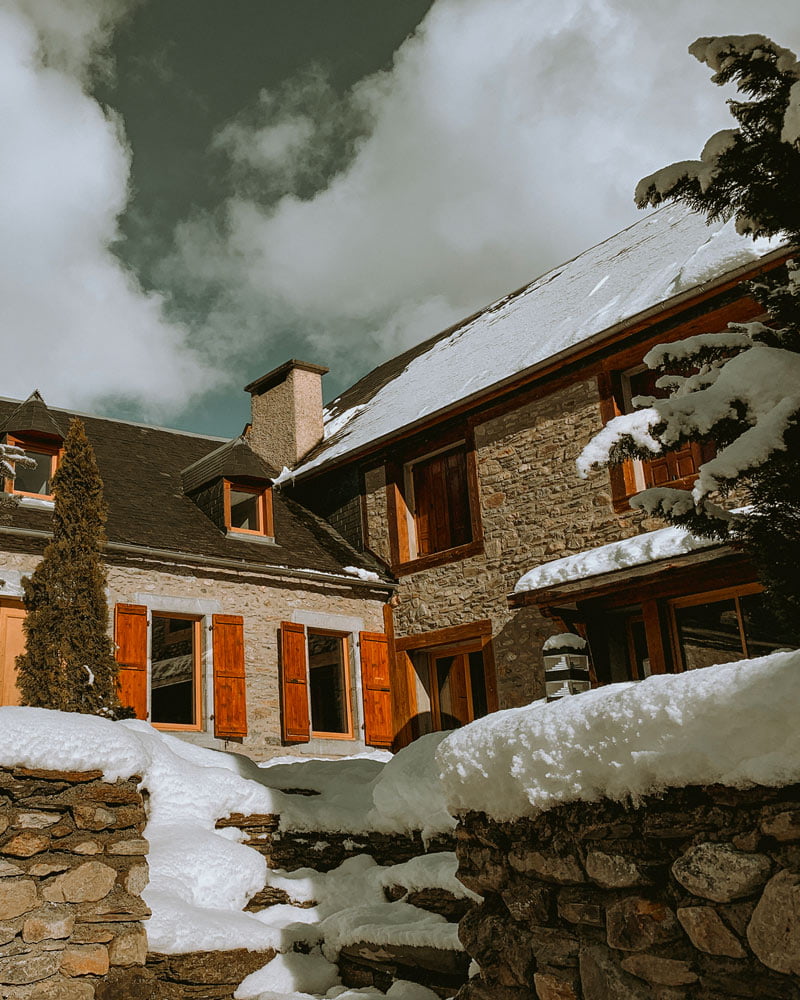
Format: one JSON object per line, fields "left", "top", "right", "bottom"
{"left": 212, "top": 614, "right": 247, "bottom": 739}
{"left": 280, "top": 622, "right": 310, "bottom": 743}
{"left": 115, "top": 604, "right": 148, "bottom": 720}
{"left": 359, "top": 631, "right": 393, "bottom": 748}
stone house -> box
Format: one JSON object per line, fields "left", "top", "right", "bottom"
{"left": 0, "top": 368, "right": 396, "bottom": 760}
{"left": 284, "top": 205, "right": 797, "bottom": 748}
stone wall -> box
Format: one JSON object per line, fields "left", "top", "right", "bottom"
{"left": 455, "top": 782, "right": 800, "bottom": 1000}
{"left": 0, "top": 765, "right": 150, "bottom": 1000}
{"left": 0, "top": 549, "right": 388, "bottom": 760}
{"left": 360, "top": 379, "right": 662, "bottom": 708}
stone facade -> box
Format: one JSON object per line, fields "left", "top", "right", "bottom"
{"left": 360, "top": 379, "right": 662, "bottom": 708}
{"left": 0, "top": 549, "right": 387, "bottom": 760}
{"left": 454, "top": 783, "right": 800, "bottom": 1000}
{"left": 0, "top": 765, "right": 150, "bottom": 1000}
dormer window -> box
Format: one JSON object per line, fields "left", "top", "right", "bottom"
{"left": 224, "top": 480, "right": 274, "bottom": 538}
{"left": 5, "top": 435, "right": 60, "bottom": 499}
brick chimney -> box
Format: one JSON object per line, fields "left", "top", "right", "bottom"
{"left": 244, "top": 360, "right": 329, "bottom": 470}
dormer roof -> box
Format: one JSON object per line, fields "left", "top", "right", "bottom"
{"left": 181, "top": 436, "right": 278, "bottom": 495}
{"left": 0, "top": 391, "right": 64, "bottom": 439}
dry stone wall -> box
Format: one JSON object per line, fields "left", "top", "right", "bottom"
{"left": 454, "top": 782, "right": 800, "bottom": 1000}
{"left": 0, "top": 765, "right": 150, "bottom": 1000}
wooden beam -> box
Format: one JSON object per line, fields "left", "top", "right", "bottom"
{"left": 395, "top": 619, "right": 493, "bottom": 652}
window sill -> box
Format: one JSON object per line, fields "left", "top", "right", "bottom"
{"left": 225, "top": 529, "right": 276, "bottom": 545}
{"left": 17, "top": 495, "right": 55, "bottom": 510}
{"left": 393, "top": 539, "right": 484, "bottom": 576}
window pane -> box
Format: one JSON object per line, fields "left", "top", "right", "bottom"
{"left": 14, "top": 450, "right": 52, "bottom": 496}
{"left": 151, "top": 616, "right": 196, "bottom": 725}
{"left": 468, "top": 650, "right": 489, "bottom": 719}
{"left": 308, "top": 631, "right": 348, "bottom": 734}
{"left": 628, "top": 619, "right": 651, "bottom": 679}
{"left": 674, "top": 598, "right": 744, "bottom": 670}
{"left": 740, "top": 592, "right": 800, "bottom": 657}
{"left": 229, "top": 489, "right": 260, "bottom": 531}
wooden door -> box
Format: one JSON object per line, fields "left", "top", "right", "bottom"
{"left": 432, "top": 653, "right": 472, "bottom": 729}
{"left": 0, "top": 602, "right": 26, "bottom": 707}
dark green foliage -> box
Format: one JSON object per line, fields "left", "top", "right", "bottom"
{"left": 16, "top": 418, "right": 128, "bottom": 716}
{"left": 584, "top": 35, "right": 800, "bottom": 632}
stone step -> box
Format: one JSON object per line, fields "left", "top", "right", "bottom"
{"left": 383, "top": 885, "right": 475, "bottom": 923}
{"left": 338, "top": 941, "right": 469, "bottom": 1000}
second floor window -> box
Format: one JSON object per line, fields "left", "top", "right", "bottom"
{"left": 622, "top": 368, "right": 714, "bottom": 492}
{"left": 406, "top": 444, "right": 473, "bottom": 558}
{"left": 224, "top": 481, "right": 274, "bottom": 538}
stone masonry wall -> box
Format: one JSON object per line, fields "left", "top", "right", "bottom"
{"left": 363, "top": 379, "right": 663, "bottom": 708}
{"left": 0, "top": 765, "right": 150, "bottom": 1000}
{"left": 455, "top": 782, "right": 800, "bottom": 1000}
{"left": 0, "top": 550, "right": 387, "bottom": 761}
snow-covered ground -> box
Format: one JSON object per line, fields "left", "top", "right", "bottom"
{"left": 2, "top": 646, "right": 798, "bottom": 998}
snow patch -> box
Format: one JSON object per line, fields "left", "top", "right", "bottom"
{"left": 438, "top": 649, "right": 800, "bottom": 821}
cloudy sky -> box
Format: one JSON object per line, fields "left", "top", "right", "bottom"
{"left": 3, "top": 0, "right": 799, "bottom": 437}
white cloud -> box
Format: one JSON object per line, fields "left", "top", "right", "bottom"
{"left": 171, "top": 0, "right": 800, "bottom": 379}
{"left": 0, "top": 0, "right": 214, "bottom": 417}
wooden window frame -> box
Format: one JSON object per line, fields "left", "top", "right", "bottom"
{"left": 387, "top": 431, "right": 483, "bottom": 575}
{"left": 667, "top": 582, "right": 763, "bottom": 672}
{"left": 306, "top": 627, "right": 355, "bottom": 741}
{"left": 150, "top": 612, "right": 203, "bottom": 732}
{"left": 5, "top": 435, "right": 61, "bottom": 500}
{"left": 223, "top": 480, "right": 274, "bottom": 538}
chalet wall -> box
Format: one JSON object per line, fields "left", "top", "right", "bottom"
{"left": 0, "top": 549, "right": 387, "bottom": 761}
{"left": 366, "top": 378, "right": 663, "bottom": 708}
{"left": 455, "top": 782, "right": 800, "bottom": 1000}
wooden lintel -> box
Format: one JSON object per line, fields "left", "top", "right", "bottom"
{"left": 395, "top": 619, "right": 493, "bottom": 652}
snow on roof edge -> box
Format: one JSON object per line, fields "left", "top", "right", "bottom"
{"left": 513, "top": 523, "right": 724, "bottom": 595}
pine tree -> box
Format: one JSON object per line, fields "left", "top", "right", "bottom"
{"left": 16, "top": 418, "right": 126, "bottom": 716}
{"left": 578, "top": 35, "right": 800, "bottom": 629}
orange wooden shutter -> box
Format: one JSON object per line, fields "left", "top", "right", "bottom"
{"left": 212, "top": 614, "right": 247, "bottom": 739}
{"left": 115, "top": 604, "right": 148, "bottom": 720}
{"left": 359, "top": 631, "right": 393, "bottom": 748}
{"left": 280, "top": 622, "right": 310, "bottom": 743}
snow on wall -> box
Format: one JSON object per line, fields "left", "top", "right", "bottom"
{"left": 437, "top": 649, "right": 800, "bottom": 822}
{"left": 514, "top": 522, "right": 720, "bottom": 594}
{"left": 294, "top": 207, "right": 780, "bottom": 477}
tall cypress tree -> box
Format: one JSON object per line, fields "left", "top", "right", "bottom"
{"left": 16, "top": 418, "right": 125, "bottom": 716}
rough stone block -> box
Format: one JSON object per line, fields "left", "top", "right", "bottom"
{"left": 0, "top": 921, "right": 19, "bottom": 945}
{"left": 0, "top": 859, "right": 24, "bottom": 878}
{"left": 43, "top": 861, "right": 117, "bottom": 904}
{"left": 585, "top": 850, "right": 649, "bottom": 889}
{"left": 579, "top": 945, "right": 650, "bottom": 1000}
{"left": 2, "top": 830, "right": 50, "bottom": 857}
{"left": 106, "top": 837, "right": 149, "bottom": 856}
{"left": 22, "top": 906, "right": 75, "bottom": 942}
{"left": 676, "top": 905, "right": 746, "bottom": 958}
{"left": 508, "top": 849, "right": 585, "bottom": 885}
{"left": 124, "top": 864, "right": 149, "bottom": 896}
{"left": 605, "top": 896, "right": 681, "bottom": 951}
{"left": 619, "top": 954, "right": 698, "bottom": 986}
{"left": 672, "top": 843, "right": 772, "bottom": 903}
{"left": 760, "top": 809, "right": 800, "bottom": 842}
{"left": 746, "top": 869, "right": 800, "bottom": 975}
{"left": 108, "top": 924, "right": 148, "bottom": 966}
{"left": 0, "top": 877, "right": 38, "bottom": 919}
{"left": 0, "top": 948, "right": 61, "bottom": 984}
{"left": 532, "top": 971, "right": 579, "bottom": 999}
{"left": 14, "top": 810, "right": 62, "bottom": 829}
{"left": 60, "top": 942, "right": 110, "bottom": 976}
{"left": 26, "top": 975, "right": 96, "bottom": 999}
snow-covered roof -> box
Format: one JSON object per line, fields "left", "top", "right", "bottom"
{"left": 295, "top": 206, "right": 783, "bottom": 477}
{"left": 513, "top": 523, "right": 722, "bottom": 596}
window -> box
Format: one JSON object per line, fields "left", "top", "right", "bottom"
{"left": 388, "top": 438, "right": 482, "bottom": 571}
{"left": 115, "top": 605, "right": 247, "bottom": 738}
{"left": 621, "top": 368, "right": 714, "bottom": 493}
{"left": 670, "top": 585, "right": 799, "bottom": 671}
{"left": 5, "top": 436, "right": 59, "bottom": 499}
{"left": 150, "top": 614, "right": 200, "bottom": 726}
{"left": 280, "top": 623, "right": 393, "bottom": 747}
{"left": 224, "top": 480, "right": 273, "bottom": 537}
